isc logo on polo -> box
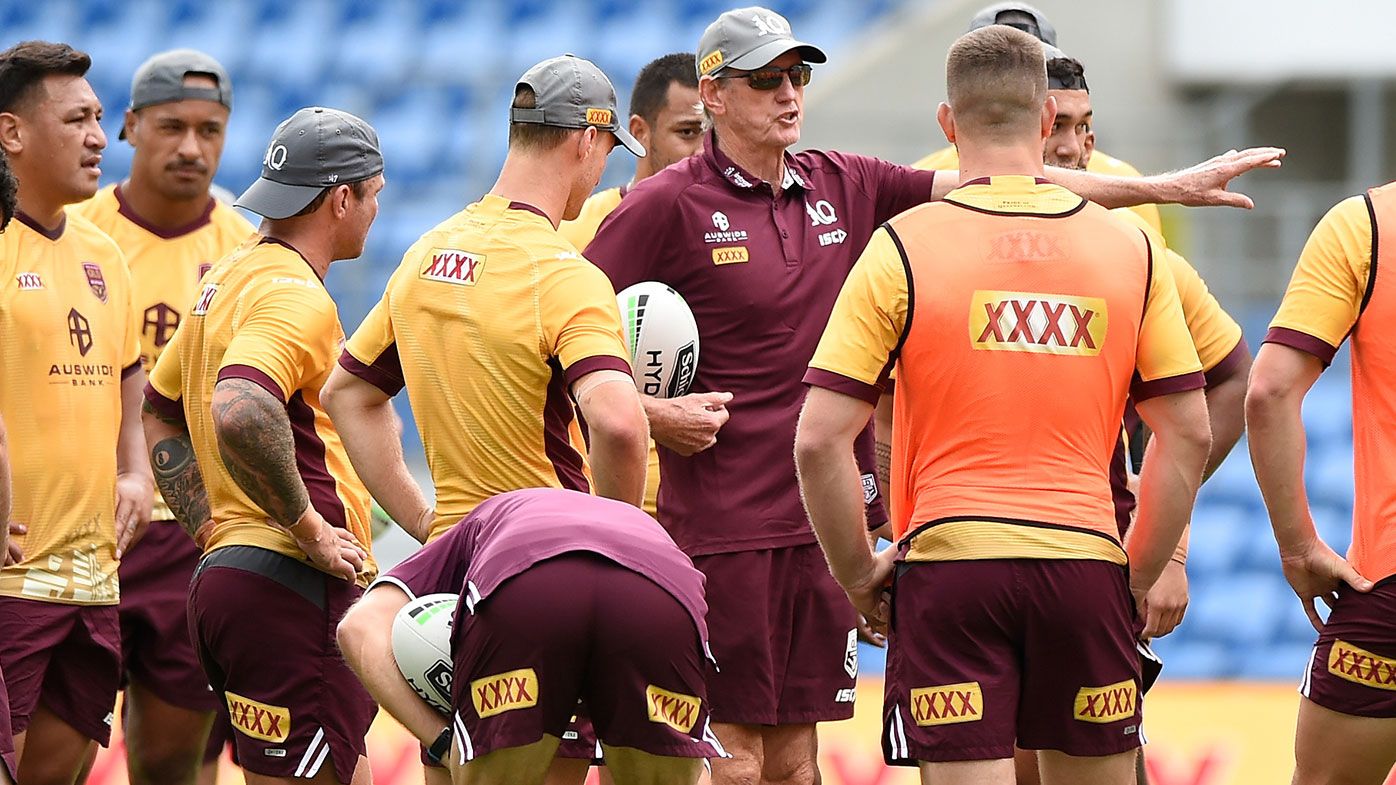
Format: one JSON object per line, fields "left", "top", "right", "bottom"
{"left": 226, "top": 691, "right": 290, "bottom": 742}
{"left": 421, "top": 248, "right": 485, "bottom": 287}
{"left": 1073, "top": 680, "right": 1136, "bottom": 723}
{"left": 471, "top": 668, "right": 538, "bottom": 718}
{"left": 909, "top": 682, "right": 982, "bottom": 726}
{"left": 1328, "top": 640, "right": 1396, "bottom": 690}
{"left": 969, "top": 290, "right": 1108, "bottom": 356}
{"left": 645, "top": 685, "right": 701, "bottom": 733}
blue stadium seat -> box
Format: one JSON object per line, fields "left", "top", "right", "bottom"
{"left": 1186, "top": 572, "right": 1286, "bottom": 648}
{"left": 1185, "top": 503, "right": 1252, "bottom": 575}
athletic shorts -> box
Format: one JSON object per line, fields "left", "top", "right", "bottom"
{"left": 693, "top": 544, "right": 858, "bottom": 725}
{"left": 188, "top": 546, "right": 376, "bottom": 782}
{"left": 448, "top": 553, "right": 724, "bottom": 765}
{"left": 883, "top": 559, "right": 1142, "bottom": 764}
{"left": 423, "top": 708, "right": 601, "bottom": 768}
{"left": 1301, "top": 578, "right": 1396, "bottom": 717}
{"left": 119, "top": 522, "right": 221, "bottom": 713}
{"left": 0, "top": 596, "right": 120, "bottom": 746}
{"left": 0, "top": 663, "right": 15, "bottom": 779}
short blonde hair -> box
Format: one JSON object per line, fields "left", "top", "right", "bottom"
{"left": 945, "top": 25, "right": 1047, "bottom": 141}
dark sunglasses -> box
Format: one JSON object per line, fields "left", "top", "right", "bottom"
{"left": 717, "top": 63, "right": 813, "bottom": 91}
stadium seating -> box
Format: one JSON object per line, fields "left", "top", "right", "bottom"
{"left": 7, "top": 0, "right": 1364, "bottom": 680}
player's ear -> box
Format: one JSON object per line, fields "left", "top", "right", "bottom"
{"left": 699, "top": 76, "right": 723, "bottom": 118}
{"left": 0, "top": 112, "right": 22, "bottom": 156}
{"left": 936, "top": 102, "right": 956, "bottom": 145}
{"left": 331, "top": 183, "right": 353, "bottom": 218}
{"left": 123, "top": 109, "right": 138, "bottom": 146}
{"left": 1041, "top": 95, "right": 1057, "bottom": 141}
{"left": 578, "top": 125, "right": 600, "bottom": 161}
{"left": 629, "top": 113, "right": 650, "bottom": 149}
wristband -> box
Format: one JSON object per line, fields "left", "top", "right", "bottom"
{"left": 426, "top": 725, "right": 453, "bottom": 765}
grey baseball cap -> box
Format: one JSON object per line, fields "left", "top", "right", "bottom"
{"left": 121, "top": 49, "right": 231, "bottom": 140}
{"left": 968, "top": 3, "right": 1058, "bottom": 45}
{"left": 235, "top": 107, "right": 383, "bottom": 220}
{"left": 696, "top": 6, "right": 826, "bottom": 78}
{"left": 510, "top": 55, "right": 645, "bottom": 157}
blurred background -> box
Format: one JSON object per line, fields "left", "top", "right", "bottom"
{"left": 4, "top": 0, "right": 1382, "bottom": 782}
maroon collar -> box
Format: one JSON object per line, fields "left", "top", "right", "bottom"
{"left": 114, "top": 183, "right": 216, "bottom": 239}
{"left": 702, "top": 129, "right": 814, "bottom": 193}
{"left": 258, "top": 235, "right": 323, "bottom": 281}
{"left": 16, "top": 211, "right": 65, "bottom": 241}
{"left": 507, "top": 201, "right": 550, "bottom": 221}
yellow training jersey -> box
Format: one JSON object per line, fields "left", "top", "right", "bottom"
{"left": 340, "top": 196, "right": 633, "bottom": 540}
{"left": 145, "top": 237, "right": 376, "bottom": 582}
{"left": 557, "top": 185, "right": 663, "bottom": 517}
{"left": 74, "top": 184, "right": 256, "bottom": 522}
{"left": 913, "top": 145, "right": 1165, "bottom": 235}
{"left": 0, "top": 211, "right": 141, "bottom": 604}
{"left": 557, "top": 185, "right": 624, "bottom": 250}
{"left": 1109, "top": 208, "right": 1245, "bottom": 377}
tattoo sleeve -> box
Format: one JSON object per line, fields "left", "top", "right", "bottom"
{"left": 212, "top": 378, "right": 309, "bottom": 527}
{"left": 151, "top": 433, "right": 210, "bottom": 540}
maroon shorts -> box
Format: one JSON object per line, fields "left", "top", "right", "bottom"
{"left": 693, "top": 544, "right": 858, "bottom": 725}
{"left": 423, "top": 707, "right": 600, "bottom": 768}
{"left": 188, "top": 546, "right": 377, "bottom": 782}
{"left": 119, "top": 522, "right": 221, "bottom": 714}
{"left": 0, "top": 663, "right": 15, "bottom": 779}
{"left": 1301, "top": 579, "right": 1396, "bottom": 717}
{"left": 448, "top": 553, "right": 722, "bottom": 765}
{"left": 883, "top": 559, "right": 1141, "bottom": 764}
{"left": 0, "top": 596, "right": 120, "bottom": 746}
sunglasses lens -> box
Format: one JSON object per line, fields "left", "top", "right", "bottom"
{"left": 749, "top": 71, "right": 783, "bottom": 90}
{"left": 792, "top": 65, "right": 812, "bottom": 86}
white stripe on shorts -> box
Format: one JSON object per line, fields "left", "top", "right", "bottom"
{"left": 295, "top": 727, "right": 325, "bottom": 777}
{"left": 1299, "top": 644, "right": 1319, "bottom": 697}
{"left": 454, "top": 712, "right": 475, "bottom": 764}
{"left": 304, "top": 742, "right": 331, "bottom": 779}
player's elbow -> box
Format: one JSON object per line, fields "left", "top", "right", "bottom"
{"left": 1243, "top": 365, "right": 1294, "bottom": 426}
{"left": 210, "top": 378, "right": 281, "bottom": 448}
{"left": 589, "top": 405, "right": 649, "bottom": 455}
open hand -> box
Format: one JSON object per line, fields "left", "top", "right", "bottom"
{"left": 1155, "top": 147, "right": 1286, "bottom": 209}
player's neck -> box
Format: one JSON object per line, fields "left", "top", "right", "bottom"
{"left": 15, "top": 188, "right": 66, "bottom": 232}
{"left": 489, "top": 154, "right": 570, "bottom": 228}
{"left": 260, "top": 223, "right": 333, "bottom": 279}
{"left": 120, "top": 175, "right": 213, "bottom": 230}
{"left": 954, "top": 141, "right": 1047, "bottom": 183}
{"left": 713, "top": 131, "right": 785, "bottom": 186}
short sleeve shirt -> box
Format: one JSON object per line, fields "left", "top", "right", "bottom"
{"left": 0, "top": 211, "right": 141, "bottom": 604}
{"left": 584, "top": 129, "right": 937, "bottom": 555}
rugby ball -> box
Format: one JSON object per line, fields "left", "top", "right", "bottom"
{"left": 617, "top": 281, "right": 700, "bottom": 398}
{"left": 391, "top": 593, "right": 458, "bottom": 715}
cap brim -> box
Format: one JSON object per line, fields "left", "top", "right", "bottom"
{"left": 234, "top": 177, "right": 325, "bottom": 220}
{"left": 726, "top": 39, "right": 828, "bottom": 71}
{"left": 612, "top": 125, "right": 646, "bottom": 158}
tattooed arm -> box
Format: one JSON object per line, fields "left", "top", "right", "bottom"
{"left": 210, "top": 378, "right": 365, "bottom": 580}
{"left": 141, "top": 399, "right": 211, "bottom": 546}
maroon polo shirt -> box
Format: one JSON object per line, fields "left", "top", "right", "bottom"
{"left": 584, "top": 129, "right": 938, "bottom": 556}
{"left": 374, "top": 488, "right": 708, "bottom": 641}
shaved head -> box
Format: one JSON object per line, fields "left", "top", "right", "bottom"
{"left": 945, "top": 25, "right": 1047, "bottom": 142}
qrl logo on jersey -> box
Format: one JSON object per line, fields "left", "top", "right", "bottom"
{"left": 645, "top": 685, "right": 701, "bottom": 733}
{"left": 1328, "top": 640, "right": 1396, "bottom": 690}
{"left": 1074, "top": 680, "right": 1136, "bottom": 723}
{"left": 191, "top": 283, "right": 219, "bottom": 316}
{"left": 910, "top": 682, "right": 982, "bottom": 726}
{"left": 226, "top": 691, "right": 290, "bottom": 742}
{"left": 969, "top": 290, "right": 1107, "bottom": 356}
{"left": 421, "top": 248, "right": 485, "bottom": 286}
{"left": 83, "top": 263, "right": 107, "bottom": 303}
{"left": 471, "top": 668, "right": 538, "bottom": 718}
